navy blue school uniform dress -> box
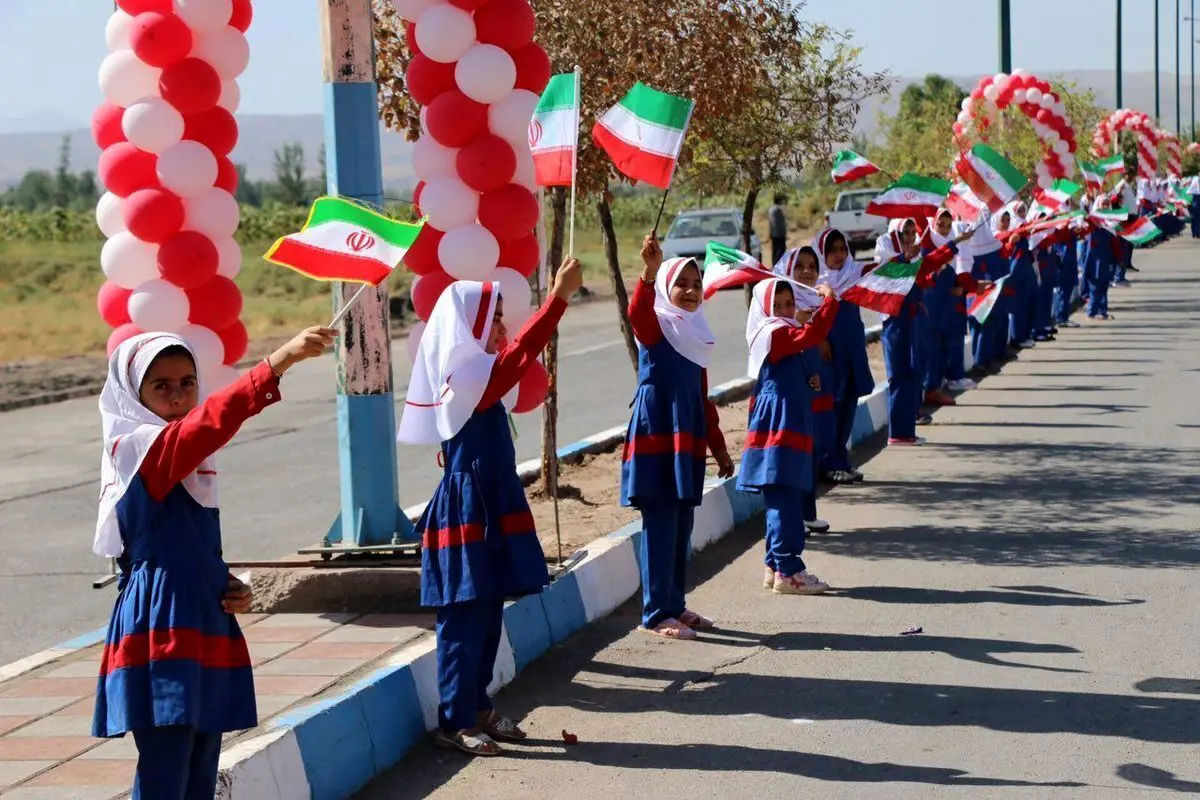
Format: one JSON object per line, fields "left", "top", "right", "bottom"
{"left": 1006, "top": 236, "right": 1037, "bottom": 344}
{"left": 738, "top": 296, "right": 838, "bottom": 576}
{"left": 622, "top": 277, "right": 727, "bottom": 630}
{"left": 969, "top": 244, "right": 1006, "bottom": 369}
{"left": 922, "top": 250, "right": 958, "bottom": 393}
{"left": 1052, "top": 232, "right": 1081, "bottom": 324}
{"left": 1033, "top": 239, "right": 1059, "bottom": 337}
{"left": 95, "top": 360, "right": 277, "bottom": 800}
{"left": 1082, "top": 224, "right": 1118, "bottom": 318}
{"left": 415, "top": 295, "right": 566, "bottom": 734}
{"left": 801, "top": 347, "right": 835, "bottom": 519}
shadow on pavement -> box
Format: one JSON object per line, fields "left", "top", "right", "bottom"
{"left": 1135, "top": 677, "right": 1200, "bottom": 695}
{"left": 1116, "top": 763, "right": 1200, "bottom": 792}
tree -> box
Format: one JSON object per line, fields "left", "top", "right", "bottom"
{"left": 874, "top": 74, "right": 966, "bottom": 178}
{"left": 272, "top": 143, "right": 308, "bottom": 206}
{"left": 233, "top": 163, "right": 263, "bottom": 207}
{"left": 53, "top": 136, "right": 74, "bottom": 209}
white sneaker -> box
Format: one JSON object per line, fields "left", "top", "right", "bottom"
{"left": 1018, "top": 339, "right": 1036, "bottom": 348}
{"left": 946, "top": 378, "right": 977, "bottom": 391}
{"left": 887, "top": 436, "right": 926, "bottom": 446}
{"left": 773, "top": 570, "right": 830, "bottom": 595}
{"left": 762, "top": 566, "right": 775, "bottom": 589}
{"left": 805, "top": 519, "right": 830, "bottom": 533}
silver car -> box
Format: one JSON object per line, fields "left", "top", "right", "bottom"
{"left": 660, "top": 207, "right": 763, "bottom": 264}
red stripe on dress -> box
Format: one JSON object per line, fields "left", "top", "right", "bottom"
{"left": 472, "top": 283, "right": 495, "bottom": 340}
{"left": 812, "top": 395, "right": 835, "bottom": 413}
{"left": 501, "top": 510, "right": 535, "bottom": 535}
{"left": 622, "top": 432, "right": 707, "bottom": 460}
{"left": 421, "top": 512, "right": 536, "bottom": 550}
{"left": 99, "top": 628, "right": 251, "bottom": 674}
{"left": 744, "top": 428, "right": 813, "bottom": 453}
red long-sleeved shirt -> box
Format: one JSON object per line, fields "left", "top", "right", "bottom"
{"left": 915, "top": 242, "right": 957, "bottom": 289}
{"left": 628, "top": 279, "right": 728, "bottom": 458}
{"left": 767, "top": 296, "right": 838, "bottom": 364}
{"left": 477, "top": 296, "right": 567, "bottom": 409}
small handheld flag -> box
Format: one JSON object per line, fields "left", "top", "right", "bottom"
{"left": 946, "top": 182, "right": 986, "bottom": 223}
{"left": 1079, "top": 160, "right": 1104, "bottom": 192}
{"left": 831, "top": 150, "right": 880, "bottom": 185}
{"left": 701, "top": 242, "right": 775, "bottom": 299}
{"left": 1098, "top": 154, "right": 1125, "bottom": 176}
{"left": 956, "top": 143, "right": 1028, "bottom": 213}
{"left": 865, "top": 174, "right": 951, "bottom": 219}
{"left": 593, "top": 83, "right": 694, "bottom": 190}
{"left": 968, "top": 276, "right": 1008, "bottom": 324}
{"left": 531, "top": 72, "right": 580, "bottom": 188}
{"left": 841, "top": 258, "right": 924, "bottom": 316}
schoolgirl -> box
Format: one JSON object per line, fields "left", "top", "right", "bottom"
{"left": 1052, "top": 217, "right": 1084, "bottom": 329}
{"left": 397, "top": 261, "right": 583, "bottom": 756}
{"left": 738, "top": 277, "right": 838, "bottom": 594}
{"left": 93, "top": 326, "right": 334, "bottom": 798}
{"left": 622, "top": 236, "right": 734, "bottom": 641}
{"left": 1029, "top": 217, "right": 1064, "bottom": 342}
{"left": 1000, "top": 201, "right": 1038, "bottom": 349}
{"left": 920, "top": 209, "right": 982, "bottom": 403}
{"left": 966, "top": 209, "right": 1010, "bottom": 374}
{"left": 1082, "top": 198, "right": 1120, "bottom": 320}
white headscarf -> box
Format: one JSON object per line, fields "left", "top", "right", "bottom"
{"left": 745, "top": 278, "right": 798, "bottom": 379}
{"left": 773, "top": 248, "right": 802, "bottom": 279}
{"left": 813, "top": 228, "right": 865, "bottom": 297}
{"left": 96, "top": 333, "right": 217, "bottom": 557}
{"left": 874, "top": 229, "right": 904, "bottom": 264}
{"left": 990, "top": 208, "right": 1014, "bottom": 234}
{"left": 926, "top": 208, "right": 954, "bottom": 249}
{"left": 652, "top": 257, "right": 715, "bottom": 367}
{"left": 397, "top": 280, "right": 504, "bottom": 446}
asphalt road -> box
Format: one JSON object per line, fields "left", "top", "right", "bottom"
{"left": 0, "top": 283, "right": 881, "bottom": 665}
{"left": 355, "top": 241, "right": 1200, "bottom": 799}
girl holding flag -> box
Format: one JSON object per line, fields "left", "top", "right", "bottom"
{"left": 623, "top": 235, "right": 734, "bottom": 640}
{"left": 1053, "top": 218, "right": 1085, "bottom": 329}
{"left": 1082, "top": 198, "right": 1120, "bottom": 320}
{"left": 999, "top": 202, "right": 1038, "bottom": 350}
{"left": 739, "top": 277, "right": 839, "bottom": 594}
{"left": 397, "top": 260, "right": 584, "bottom": 756}
{"left": 920, "top": 209, "right": 983, "bottom": 403}
{"left": 962, "top": 208, "right": 1009, "bottom": 375}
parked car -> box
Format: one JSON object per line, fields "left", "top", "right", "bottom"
{"left": 660, "top": 207, "right": 763, "bottom": 264}
{"left": 825, "top": 188, "right": 888, "bottom": 254}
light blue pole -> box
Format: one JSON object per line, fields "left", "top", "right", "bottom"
{"left": 319, "top": 0, "right": 414, "bottom": 547}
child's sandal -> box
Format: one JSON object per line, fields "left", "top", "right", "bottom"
{"left": 482, "top": 711, "right": 528, "bottom": 742}
{"left": 432, "top": 729, "right": 502, "bottom": 757}
{"left": 639, "top": 618, "right": 697, "bottom": 640}
{"left": 678, "top": 609, "right": 714, "bottom": 630}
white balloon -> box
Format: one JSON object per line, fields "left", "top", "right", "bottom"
{"left": 1025, "top": 88, "right": 1043, "bottom": 106}
{"left": 493, "top": 267, "right": 532, "bottom": 326}
{"left": 191, "top": 26, "right": 250, "bottom": 80}
{"left": 983, "top": 85, "right": 1000, "bottom": 104}
{"left": 513, "top": 146, "right": 536, "bottom": 189}
{"left": 106, "top": 11, "right": 135, "bottom": 51}
{"left": 488, "top": 89, "right": 537, "bottom": 145}
{"left": 420, "top": 176, "right": 480, "bottom": 231}
{"left": 99, "top": 50, "right": 162, "bottom": 107}
{"left": 215, "top": 236, "right": 242, "bottom": 278}
{"left": 455, "top": 44, "right": 517, "bottom": 105}
{"left": 96, "top": 192, "right": 127, "bottom": 238}
{"left": 102, "top": 232, "right": 160, "bottom": 289}
{"left": 419, "top": 107, "right": 430, "bottom": 136}
{"left": 185, "top": 188, "right": 240, "bottom": 238}
{"left": 412, "top": 135, "right": 459, "bottom": 182}
{"left": 993, "top": 72, "right": 1008, "bottom": 85}
{"left": 1012, "top": 68, "right": 1027, "bottom": 77}
{"left": 1040, "top": 93, "right": 1056, "bottom": 109}
{"left": 218, "top": 80, "right": 241, "bottom": 112}
{"left": 415, "top": 4, "right": 476, "bottom": 64}
{"left": 174, "top": 0, "right": 233, "bottom": 34}
{"left": 960, "top": 97, "right": 972, "bottom": 112}
{"left": 128, "top": 279, "right": 190, "bottom": 332}
{"left": 1012, "top": 89, "right": 1026, "bottom": 105}
{"left": 179, "top": 323, "right": 225, "bottom": 370}
{"left": 157, "top": 140, "right": 219, "bottom": 198}
{"left": 406, "top": 320, "right": 426, "bottom": 363}
{"left": 1045, "top": 129, "right": 1060, "bottom": 145}
{"left": 393, "top": 0, "right": 437, "bottom": 21}
{"left": 439, "top": 224, "right": 499, "bottom": 280}
{"left": 122, "top": 97, "right": 185, "bottom": 154}
{"left": 1053, "top": 139, "right": 1070, "bottom": 155}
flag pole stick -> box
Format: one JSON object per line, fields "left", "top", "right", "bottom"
{"left": 567, "top": 65, "right": 581, "bottom": 258}
{"left": 329, "top": 282, "right": 371, "bottom": 327}
{"left": 651, "top": 187, "right": 671, "bottom": 238}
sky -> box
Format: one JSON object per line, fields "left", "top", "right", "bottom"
{"left": 0, "top": 0, "right": 1194, "bottom": 129}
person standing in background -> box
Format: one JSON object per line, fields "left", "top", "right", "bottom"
{"left": 769, "top": 193, "right": 789, "bottom": 266}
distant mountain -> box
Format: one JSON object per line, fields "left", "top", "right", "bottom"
{"left": 0, "top": 112, "right": 87, "bottom": 135}
{"left": 0, "top": 113, "right": 416, "bottom": 191}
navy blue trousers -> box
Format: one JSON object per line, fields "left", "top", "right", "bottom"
{"left": 763, "top": 486, "right": 809, "bottom": 576}
{"left": 946, "top": 309, "right": 968, "bottom": 380}
{"left": 436, "top": 598, "right": 504, "bottom": 732}
{"left": 882, "top": 316, "right": 920, "bottom": 440}
{"left": 131, "top": 726, "right": 222, "bottom": 800}
{"left": 639, "top": 500, "right": 694, "bottom": 628}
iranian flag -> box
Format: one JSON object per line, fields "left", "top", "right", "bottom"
{"left": 865, "top": 173, "right": 951, "bottom": 219}
{"left": 592, "top": 82, "right": 693, "bottom": 190}
{"left": 945, "top": 182, "right": 986, "bottom": 222}
{"left": 1098, "top": 154, "right": 1125, "bottom": 176}
{"left": 1030, "top": 179, "right": 1082, "bottom": 216}
{"left": 968, "top": 276, "right": 1009, "bottom": 323}
{"left": 956, "top": 143, "right": 1028, "bottom": 212}
{"left": 831, "top": 150, "right": 880, "bottom": 184}
{"left": 1079, "top": 160, "right": 1104, "bottom": 191}
{"left": 1118, "top": 216, "right": 1162, "bottom": 245}
{"left": 841, "top": 258, "right": 922, "bottom": 315}
{"left": 530, "top": 71, "right": 580, "bottom": 187}
{"left": 701, "top": 242, "right": 774, "bottom": 299}
{"left": 1089, "top": 208, "right": 1132, "bottom": 228}
{"left": 265, "top": 197, "right": 423, "bottom": 286}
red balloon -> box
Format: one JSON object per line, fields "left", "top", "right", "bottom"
{"left": 405, "top": 21, "right": 419, "bottom": 54}
{"left": 448, "top": 0, "right": 491, "bottom": 8}
{"left": 117, "top": 0, "right": 169, "bottom": 12}
{"left": 99, "top": 143, "right": 158, "bottom": 197}
{"left": 474, "top": 0, "right": 535, "bottom": 50}
{"left": 130, "top": 12, "right": 193, "bottom": 68}
{"left": 513, "top": 359, "right": 548, "bottom": 413}
{"left": 405, "top": 54, "right": 457, "bottom": 107}
{"left": 412, "top": 270, "right": 455, "bottom": 321}
{"left": 107, "top": 322, "right": 145, "bottom": 357}
{"left": 969, "top": 88, "right": 983, "bottom": 101}
{"left": 215, "top": 156, "right": 238, "bottom": 192}
{"left": 403, "top": 226, "right": 444, "bottom": 276}
{"left": 478, "top": 183, "right": 538, "bottom": 240}
{"left": 229, "top": 0, "right": 253, "bottom": 32}
{"left": 511, "top": 43, "right": 551, "bottom": 93}
{"left": 1067, "top": 140, "right": 1077, "bottom": 154}
{"left": 426, "top": 91, "right": 488, "bottom": 148}
{"left": 1049, "top": 162, "right": 1066, "bottom": 179}
{"left": 216, "top": 320, "right": 248, "bottom": 365}
{"left": 1035, "top": 109, "right": 1052, "bottom": 124}
{"left": 457, "top": 135, "right": 516, "bottom": 193}
{"left": 184, "top": 107, "right": 238, "bottom": 155}
{"left": 159, "top": 58, "right": 222, "bottom": 115}
{"left": 498, "top": 233, "right": 539, "bottom": 278}
{"left": 413, "top": 181, "right": 426, "bottom": 215}
{"left": 92, "top": 104, "right": 126, "bottom": 150}
{"left": 98, "top": 282, "right": 133, "bottom": 328}
{"left": 187, "top": 276, "right": 243, "bottom": 329}
{"left": 124, "top": 188, "right": 185, "bottom": 243}
{"left": 158, "top": 230, "right": 219, "bottom": 289}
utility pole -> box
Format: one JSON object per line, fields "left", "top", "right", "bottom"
{"left": 999, "top": 0, "right": 1012, "bottom": 73}
{"left": 1178, "top": 0, "right": 1183, "bottom": 135}
{"left": 1117, "top": 0, "right": 1124, "bottom": 108}
{"left": 1156, "top": 0, "right": 1161, "bottom": 121}
{"left": 1193, "top": 0, "right": 1196, "bottom": 139}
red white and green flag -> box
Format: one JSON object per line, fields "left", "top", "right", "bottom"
{"left": 968, "top": 276, "right": 1009, "bottom": 323}
{"left": 956, "top": 143, "right": 1028, "bottom": 213}
{"left": 841, "top": 258, "right": 922, "bottom": 316}
{"left": 1098, "top": 154, "right": 1125, "bottom": 176}
{"left": 265, "top": 197, "right": 423, "bottom": 286}
{"left": 530, "top": 70, "right": 580, "bottom": 187}
{"left": 1088, "top": 207, "right": 1132, "bottom": 228}
{"left": 1079, "top": 160, "right": 1104, "bottom": 191}
{"left": 865, "top": 173, "right": 951, "bottom": 219}
{"left": 1030, "top": 179, "right": 1082, "bottom": 216}
{"left": 701, "top": 242, "right": 775, "bottom": 299}
{"left": 1118, "top": 216, "right": 1161, "bottom": 245}
{"left": 831, "top": 150, "right": 880, "bottom": 184}
{"left": 945, "top": 182, "right": 986, "bottom": 222}
{"left": 592, "top": 82, "right": 694, "bottom": 190}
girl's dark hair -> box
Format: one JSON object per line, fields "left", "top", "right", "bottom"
{"left": 797, "top": 246, "right": 819, "bottom": 265}
{"left": 151, "top": 345, "right": 197, "bottom": 370}
{"left": 773, "top": 281, "right": 794, "bottom": 298}
{"left": 826, "top": 230, "right": 847, "bottom": 249}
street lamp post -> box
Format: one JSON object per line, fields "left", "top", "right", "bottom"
{"left": 1117, "top": 0, "right": 1124, "bottom": 108}
{"left": 1179, "top": 0, "right": 1184, "bottom": 136}
{"left": 1156, "top": 0, "right": 1161, "bottom": 121}
{"left": 999, "top": 0, "right": 1012, "bottom": 72}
